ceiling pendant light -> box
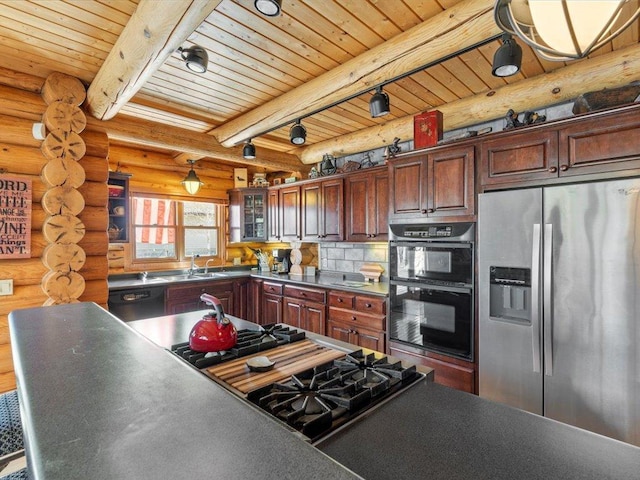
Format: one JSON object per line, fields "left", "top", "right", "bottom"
{"left": 178, "top": 45, "right": 208, "bottom": 73}
{"left": 243, "top": 139, "right": 256, "bottom": 159}
{"left": 369, "top": 86, "right": 390, "bottom": 118}
{"left": 492, "top": 33, "right": 522, "bottom": 77}
{"left": 290, "top": 120, "right": 307, "bottom": 145}
{"left": 182, "top": 160, "right": 204, "bottom": 195}
{"left": 494, "top": 0, "right": 640, "bottom": 61}
{"left": 255, "top": 0, "right": 281, "bottom": 17}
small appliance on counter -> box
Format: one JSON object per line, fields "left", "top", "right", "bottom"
{"left": 272, "top": 248, "right": 291, "bottom": 273}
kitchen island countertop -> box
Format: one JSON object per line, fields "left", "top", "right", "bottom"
{"left": 10, "top": 303, "right": 640, "bottom": 479}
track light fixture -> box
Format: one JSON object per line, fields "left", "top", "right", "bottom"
{"left": 182, "top": 160, "right": 204, "bottom": 195}
{"left": 178, "top": 45, "right": 208, "bottom": 73}
{"left": 290, "top": 119, "right": 306, "bottom": 145}
{"left": 369, "top": 86, "right": 390, "bottom": 118}
{"left": 492, "top": 33, "right": 522, "bottom": 77}
{"left": 243, "top": 139, "right": 256, "bottom": 159}
{"left": 254, "top": 0, "right": 281, "bottom": 16}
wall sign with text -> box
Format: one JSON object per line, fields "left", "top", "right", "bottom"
{"left": 0, "top": 176, "right": 32, "bottom": 258}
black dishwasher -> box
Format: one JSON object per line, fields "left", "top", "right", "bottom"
{"left": 108, "top": 286, "right": 166, "bottom": 322}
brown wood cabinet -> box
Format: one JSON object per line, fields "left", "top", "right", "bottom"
{"left": 344, "top": 166, "right": 388, "bottom": 242}
{"left": 268, "top": 184, "right": 301, "bottom": 242}
{"left": 327, "top": 291, "right": 386, "bottom": 352}
{"left": 389, "top": 144, "right": 475, "bottom": 222}
{"left": 481, "top": 104, "right": 640, "bottom": 189}
{"left": 282, "top": 285, "right": 326, "bottom": 334}
{"left": 389, "top": 341, "right": 475, "bottom": 393}
{"left": 107, "top": 172, "right": 131, "bottom": 243}
{"left": 261, "top": 281, "right": 284, "bottom": 325}
{"left": 228, "top": 188, "right": 267, "bottom": 242}
{"left": 301, "top": 178, "right": 343, "bottom": 241}
{"left": 165, "top": 280, "right": 235, "bottom": 315}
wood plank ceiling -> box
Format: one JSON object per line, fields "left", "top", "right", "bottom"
{"left": 0, "top": 0, "right": 639, "bottom": 172}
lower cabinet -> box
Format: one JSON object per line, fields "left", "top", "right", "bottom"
{"left": 388, "top": 341, "right": 475, "bottom": 394}
{"left": 261, "top": 281, "right": 284, "bottom": 325}
{"left": 282, "top": 285, "right": 326, "bottom": 334}
{"left": 327, "top": 291, "right": 386, "bottom": 353}
{"left": 165, "top": 280, "right": 235, "bottom": 315}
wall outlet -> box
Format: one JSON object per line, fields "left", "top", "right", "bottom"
{"left": 0, "top": 279, "right": 13, "bottom": 296}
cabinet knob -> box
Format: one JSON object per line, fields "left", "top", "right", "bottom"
{"left": 421, "top": 209, "right": 428, "bottom": 214}
{"left": 548, "top": 166, "right": 557, "bottom": 173}
{"left": 365, "top": 303, "right": 371, "bottom": 308}
{"left": 427, "top": 208, "right": 434, "bottom": 213}
{"left": 560, "top": 164, "right": 569, "bottom": 171}
{"left": 338, "top": 298, "right": 343, "bottom": 303}
{"left": 351, "top": 316, "right": 356, "bottom": 321}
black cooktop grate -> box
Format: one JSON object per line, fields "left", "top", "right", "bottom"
{"left": 171, "top": 323, "right": 305, "bottom": 369}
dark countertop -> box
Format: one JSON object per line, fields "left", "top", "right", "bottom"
{"left": 109, "top": 269, "right": 389, "bottom": 296}
{"left": 8, "top": 303, "right": 362, "bottom": 480}
{"left": 317, "top": 381, "right": 640, "bottom": 480}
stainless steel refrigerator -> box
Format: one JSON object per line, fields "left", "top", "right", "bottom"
{"left": 478, "top": 178, "right": 640, "bottom": 447}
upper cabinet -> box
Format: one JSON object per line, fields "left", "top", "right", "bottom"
{"left": 344, "top": 166, "right": 388, "bottom": 242}
{"left": 107, "top": 172, "right": 131, "bottom": 243}
{"left": 389, "top": 144, "right": 475, "bottom": 222}
{"left": 301, "top": 178, "right": 344, "bottom": 242}
{"left": 268, "top": 184, "right": 301, "bottom": 242}
{"left": 480, "top": 103, "right": 640, "bottom": 190}
{"left": 228, "top": 188, "right": 267, "bottom": 243}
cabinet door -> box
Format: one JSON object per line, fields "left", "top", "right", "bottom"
{"left": 345, "top": 168, "right": 388, "bottom": 241}
{"left": 303, "top": 301, "right": 326, "bottom": 335}
{"left": 242, "top": 190, "right": 267, "bottom": 241}
{"left": 428, "top": 145, "right": 475, "bottom": 219}
{"left": 355, "top": 327, "right": 385, "bottom": 352}
{"left": 327, "top": 319, "right": 355, "bottom": 344}
{"left": 108, "top": 172, "right": 131, "bottom": 243}
{"left": 301, "top": 181, "right": 321, "bottom": 241}
{"left": 279, "top": 185, "right": 301, "bottom": 241}
{"left": 481, "top": 130, "right": 558, "bottom": 187}
{"left": 389, "top": 155, "right": 428, "bottom": 220}
{"left": 283, "top": 297, "right": 303, "bottom": 329}
{"left": 262, "top": 293, "right": 283, "bottom": 325}
{"left": 320, "top": 178, "right": 343, "bottom": 241}
{"left": 232, "top": 278, "right": 249, "bottom": 320}
{"left": 267, "top": 189, "right": 281, "bottom": 241}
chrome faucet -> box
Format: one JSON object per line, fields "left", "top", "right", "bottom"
{"left": 188, "top": 254, "right": 200, "bottom": 275}
{"left": 204, "top": 258, "right": 216, "bottom": 274}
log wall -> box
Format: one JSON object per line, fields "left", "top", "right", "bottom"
{"left": 0, "top": 74, "right": 109, "bottom": 393}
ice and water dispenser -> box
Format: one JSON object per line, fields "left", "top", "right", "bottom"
{"left": 489, "top": 266, "right": 531, "bottom": 324}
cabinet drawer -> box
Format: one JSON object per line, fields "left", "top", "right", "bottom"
{"left": 166, "top": 281, "right": 233, "bottom": 300}
{"left": 329, "top": 291, "right": 355, "bottom": 309}
{"left": 355, "top": 295, "right": 385, "bottom": 315}
{"left": 329, "top": 307, "right": 385, "bottom": 332}
{"left": 262, "top": 281, "right": 284, "bottom": 295}
{"left": 283, "top": 285, "right": 326, "bottom": 303}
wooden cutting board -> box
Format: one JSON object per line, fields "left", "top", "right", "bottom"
{"left": 204, "top": 339, "right": 346, "bottom": 394}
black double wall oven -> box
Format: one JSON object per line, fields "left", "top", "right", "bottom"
{"left": 388, "top": 222, "right": 475, "bottom": 361}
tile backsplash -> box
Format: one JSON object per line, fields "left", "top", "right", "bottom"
{"left": 319, "top": 242, "right": 388, "bottom": 280}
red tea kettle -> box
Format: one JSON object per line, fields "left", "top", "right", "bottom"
{"left": 189, "top": 293, "right": 238, "bottom": 352}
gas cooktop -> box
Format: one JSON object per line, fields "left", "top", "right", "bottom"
{"left": 171, "top": 323, "right": 305, "bottom": 369}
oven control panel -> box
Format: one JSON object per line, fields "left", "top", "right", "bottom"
{"left": 390, "top": 222, "right": 475, "bottom": 242}
{"left": 404, "top": 225, "right": 452, "bottom": 238}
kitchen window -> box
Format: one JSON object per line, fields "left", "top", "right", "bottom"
{"left": 131, "top": 196, "right": 224, "bottom": 263}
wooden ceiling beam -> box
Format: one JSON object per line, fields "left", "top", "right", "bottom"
{"left": 212, "top": 0, "right": 500, "bottom": 148}
{"left": 85, "top": 115, "right": 304, "bottom": 172}
{"left": 85, "top": 0, "right": 221, "bottom": 121}
{"left": 299, "top": 44, "right": 640, "bottom": 163}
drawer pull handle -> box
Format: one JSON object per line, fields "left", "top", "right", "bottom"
{"left": 351, "top": 316, "right": 356, "bottom": 321}
{"left": 365, "top": 303, "right": 371, "bottom": 308}
{"left": 338, "top": 298, "right": 343, "bottom": 302}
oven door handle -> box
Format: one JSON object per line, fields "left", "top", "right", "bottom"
{"left": 389, "top": 279, "right": 472, "bottom": 294}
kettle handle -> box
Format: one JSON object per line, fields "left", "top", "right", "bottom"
{"left": 200, "top": 293, "right": 226, "bottom": 322}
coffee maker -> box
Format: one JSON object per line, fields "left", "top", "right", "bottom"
{"left": 272, "top": 249, "right": 291, "bottom": 273}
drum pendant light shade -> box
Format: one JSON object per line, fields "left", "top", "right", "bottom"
{"left": 179, "top": 46, "right": 208, "bottom": 73}
{"left": 369, "top": 86, "right": 390, "bottom": 118}
{"left": 492, "top": 34, "right": 522, "bottom": 77}
{"left": 290, "top": 120, "right": 306, "bottom": 145}
{"left": 255, "top": 0, "right": 281, "bottom": 16}
{"left": 243, "top": 140, "right": 256, "bottom": 159}
{"left": 494, "top": 0, "right": 640, "bottom": 61}
{"left": 182, "top": 160, "right": 204, "bottom": 195}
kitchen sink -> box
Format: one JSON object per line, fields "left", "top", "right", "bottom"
{"left": 331, "top": 281, "right": 370, "bottom": 288}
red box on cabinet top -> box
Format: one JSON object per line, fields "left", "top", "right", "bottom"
{"left": 414, "top": 110, "right": 443, "bottom": 148}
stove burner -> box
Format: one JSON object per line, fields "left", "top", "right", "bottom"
{"left": 248, "top": 350, "right": 421, "bottom": 442}
{"left": 171, "top": 324, "right": 305, "bottom": 368}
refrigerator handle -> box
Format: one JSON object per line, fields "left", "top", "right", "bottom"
{"left": 531, "top": 223, "right": 542, "bottom": 374}
{"left": 543, "top": 223, "right": 554, "bottom": 376}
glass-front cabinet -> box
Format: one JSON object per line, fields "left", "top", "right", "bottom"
{"left": 108, "top": 172, "right": 131, "bottom": 243}
{"left": 228, "top": 188, "right": 267, "bottom": 242}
